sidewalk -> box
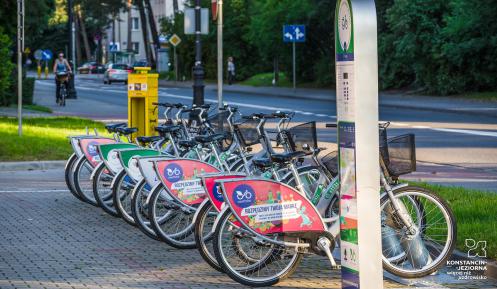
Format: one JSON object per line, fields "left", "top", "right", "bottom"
{"left": 159, "top": 80, "right": 497, "bottom": 118}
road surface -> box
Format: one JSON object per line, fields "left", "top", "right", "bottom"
{"left": 33, "top": 77, "right": 497, "bottom": 191}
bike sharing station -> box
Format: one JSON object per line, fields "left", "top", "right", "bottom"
{"left": 127, "top": 67, "right": 159, "bottom": 140}
{"left": 60, "top": 0, "right": 461, "bottom": 288}
{"left": 335, "top": 0, "right": 382, "bottom": 287}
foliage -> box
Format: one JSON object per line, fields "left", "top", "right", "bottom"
{"left": 0, "top": 28, "right": 14, "bottom": 106}
{"left": 379, "top": 0, "right": 497, "bottom": 95}
{"left": 239, "top": 72, "right": 291, "bottom": 87}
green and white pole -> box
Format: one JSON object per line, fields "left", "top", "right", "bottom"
{"left": 335, "top": 0, "right": 382, "bottom": 288}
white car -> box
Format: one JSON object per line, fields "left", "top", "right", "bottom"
{"left": 103, "top": 64, "right": 131, "bottom": 84}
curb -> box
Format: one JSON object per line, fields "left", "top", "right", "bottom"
{"left": 0, "top": 160, "right": 66, "bottom": 171}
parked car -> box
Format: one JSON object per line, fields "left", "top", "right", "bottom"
{"left": 103, "top": 63, "right": 132, "bottom": 84}
{"left": 78, "top": 62, "right": 105, "bottom": 74}
{"left": 132, "top": 60, "right": 149, "bottom": 70}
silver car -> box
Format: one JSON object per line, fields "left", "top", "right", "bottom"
{"left": 103, "top": 64, "right": 131, "bottom": 84}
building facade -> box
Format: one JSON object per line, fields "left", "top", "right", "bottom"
{"left": 104, "top": 0, "right": 183, "bottom": 65}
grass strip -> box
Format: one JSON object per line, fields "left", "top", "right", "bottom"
{"left": 0, "top": 116, "right": 106, "bottom": 161}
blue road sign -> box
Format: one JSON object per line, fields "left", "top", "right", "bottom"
{"left": 41, "top": 49, "right": 53, "bottom": 61}
{"left": 283, "top": 25, "right": 306, "bottom": 43}
{"left": 109, "top": 43, "right": 119, "bottom": 53}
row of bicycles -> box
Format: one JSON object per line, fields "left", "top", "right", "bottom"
{"left": 64, "top": 102, "right": 456, "bottom": 287}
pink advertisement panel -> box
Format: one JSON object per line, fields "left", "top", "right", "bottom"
{"left": 79, "top": 138, "right": 115, "bottom": 167}
{"left": 221, "top": 179, "right": 326, "bottom": 235}
{"left": 202, "top": 174, "right": 246, "bottom": 212}
{"left": 156, "top": 159, "right": 220, "bottom": 206}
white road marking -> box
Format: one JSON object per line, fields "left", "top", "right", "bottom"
{"left": 0, "top": 189, "right": 69, "bottom": 193}
{"left": 430, "top": 128, "right": 497, "bottom": 138}
{"left": 35, "top": 81, "right": 497, "bottom": 137}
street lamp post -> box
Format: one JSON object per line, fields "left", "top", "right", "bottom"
{"left": 17, "top": 0, "right": 24, "bottom": 136}
{"left": 216, "top": 0, "right": 223, "bottom": 111}
{"left": 67, "top": 0, "right": 77, "bottom": 99}
{"left": 192, "top": 0, "right": 205, "bottom": 108}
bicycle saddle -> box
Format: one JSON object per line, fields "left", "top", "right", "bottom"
{"left": 136, "top": 135, "right": 162, "bottom": 144}
{"left": 155, "top": 125, "right": 182, "bottom": 134}
{"left": 105, "top": 123, "right": 127, "bottom": 133}
{"left": 252, "top": 158, "right": 272, "bottom": 169}
{"left": 194, "top": 133, "right": 228, "bottom": 144}
{"left": 116, "top": 127, "right": 138, "bottom": 135}
{"left": 178, "top": 139, "right": 198, "bottom": 148}
{"left": 270, "top": 151, "right": 307, "bottom": 164}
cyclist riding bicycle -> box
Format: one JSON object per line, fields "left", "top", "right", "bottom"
{"left": 53, "top": 53, "right": 72, "bottom": 104}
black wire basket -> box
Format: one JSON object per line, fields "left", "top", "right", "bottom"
{"left": 234, "top": 118, "right": 261, "bottom": 147}
{"left": 321, "top": 150, "right": 338, "bottom": 176}
{"left": 383, "top": 134, "right": 416, "bottom": 177}
{"left": 284, "top": 121, "right": 318, "bottom": 154}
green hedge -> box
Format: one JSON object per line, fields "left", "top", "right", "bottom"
{"left": 22, "top": 77, "right": 35, "bottom": 105}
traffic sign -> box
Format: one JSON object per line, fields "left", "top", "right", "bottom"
{"left": 109, "top": 42, "right": 119, "bottom": 52}
{"left": 41, "top": 49, "right": 53, "bottom": 61}
{"left": 212, "top": 0, "right": 218, "bottom": 21}
{"left": 158, "top": 34, "right": 168, "bottom": 44}
{"left": 24, "top": 47, "right": 31, "bottom": 54}
{"left": 169, "top": 34, "right": 182, "bottom": 47}
{"left": 34, "top": 49, "right": 43, "bottom": 60}
{"left": 283, "top": 25, "right": 306, "bottom": 43}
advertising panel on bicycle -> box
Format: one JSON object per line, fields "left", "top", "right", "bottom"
{"left": 220, "top": 179, "right": 326, "bottom": 234}
{"left": 79, "top": 138, "right": 115, "bottom": 167}
{"left": 156, "top": 159, "right": 220, "bottom": 205}
{"left": 201, "top": 173, "right": 246, "bottom": 212}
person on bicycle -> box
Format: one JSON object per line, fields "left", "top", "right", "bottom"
{"left": 53, "top": 53, "right": 72, "bottom": 104}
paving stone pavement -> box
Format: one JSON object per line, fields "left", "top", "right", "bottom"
{"left": 0, "top": 170, "right": 496, "bottom": 289}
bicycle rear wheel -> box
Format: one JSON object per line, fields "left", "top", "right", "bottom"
{"left": 381, "top": 186, "right": 456, "bottom": 278}
{"left": 73, "top": 156, "right": 98, "bottom": 206}
{"left": 65, "top": 153, "right": 84, "bottom": 201}
{"left": 194, "top": 201, "right": 222, "bottom": 272}
{"left": 131, "top": 179, "right": 160, "bottom": 240}
{"left": 92, "top": 162, "right": 119, "bottom": 217}
{"left": 148, "top": 183, "right": 196, "bottom": 249}
{"left": 213, "top": 209, "right": 303, "bottom": 287}
{"left": 112, "top": 170, "right": 136, "bottom": 225}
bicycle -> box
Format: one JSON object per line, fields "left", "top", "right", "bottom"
{"left": 210, "top": 123, "right": 456, "bottom": 286}
{"left": 56, "top": 72, "right": 69, "bottom": 106}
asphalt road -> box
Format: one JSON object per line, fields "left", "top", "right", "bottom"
{"left": 33, "top": 77, "right": 497, "bottom": 191}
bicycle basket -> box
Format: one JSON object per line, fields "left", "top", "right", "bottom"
{"left": 285, "top": 121, "right": 318, "bottom": 154}
{"left": 234, "top": 118, "right": 260, "bottom": 147}
{"left": 321, "top": 150, "right": 338, "bottom": 176}
{"left": 207, "top": 111, "right": 231, "bottom": 135}
{"left": 384, "top": 134, "right": 416, "bottom": 177}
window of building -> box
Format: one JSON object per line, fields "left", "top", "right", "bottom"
{"left": 132, "top": 42, "right": 140, "bottom": 53}
{"left": 132, "top": 17, "right": 139, "bottom": 30}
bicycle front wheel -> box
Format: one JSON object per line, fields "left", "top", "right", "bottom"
{"left": 381, "top": 186, "right": 456, "bottom": 278}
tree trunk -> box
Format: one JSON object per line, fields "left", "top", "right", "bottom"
{"left": 137, "top": 0, "right": 152, "bottom": 64}
{"left": 144, "top": 0, "right": 159, "bottom": 68}
{"left": 173, "top": 0, "right": 179, "bottom": 15}
{"left": 127, "top": 0, "right": 132, "bottom": 52}
{"left": 75, "top": 12, "right": 82, "bottom": 65}
{"left": 76, "top": 6, "right": 91, "bottom": 61}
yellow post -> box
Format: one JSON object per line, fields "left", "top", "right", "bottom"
{"left": 37, "top": 61, "right": 41, "bottom": 79}
{"left": 127, "top": 67, "right": 159, "bottom": 140}
{"left": 44, "top": 64, "right": 49, "bottom": 79}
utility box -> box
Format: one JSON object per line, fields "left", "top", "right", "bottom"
{"left": 127, "top": 67, "right": 158, "bottom": 140}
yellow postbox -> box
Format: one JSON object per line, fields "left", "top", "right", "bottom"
{"left": 127, "top": 67, "right": 159, "bottom": 140}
